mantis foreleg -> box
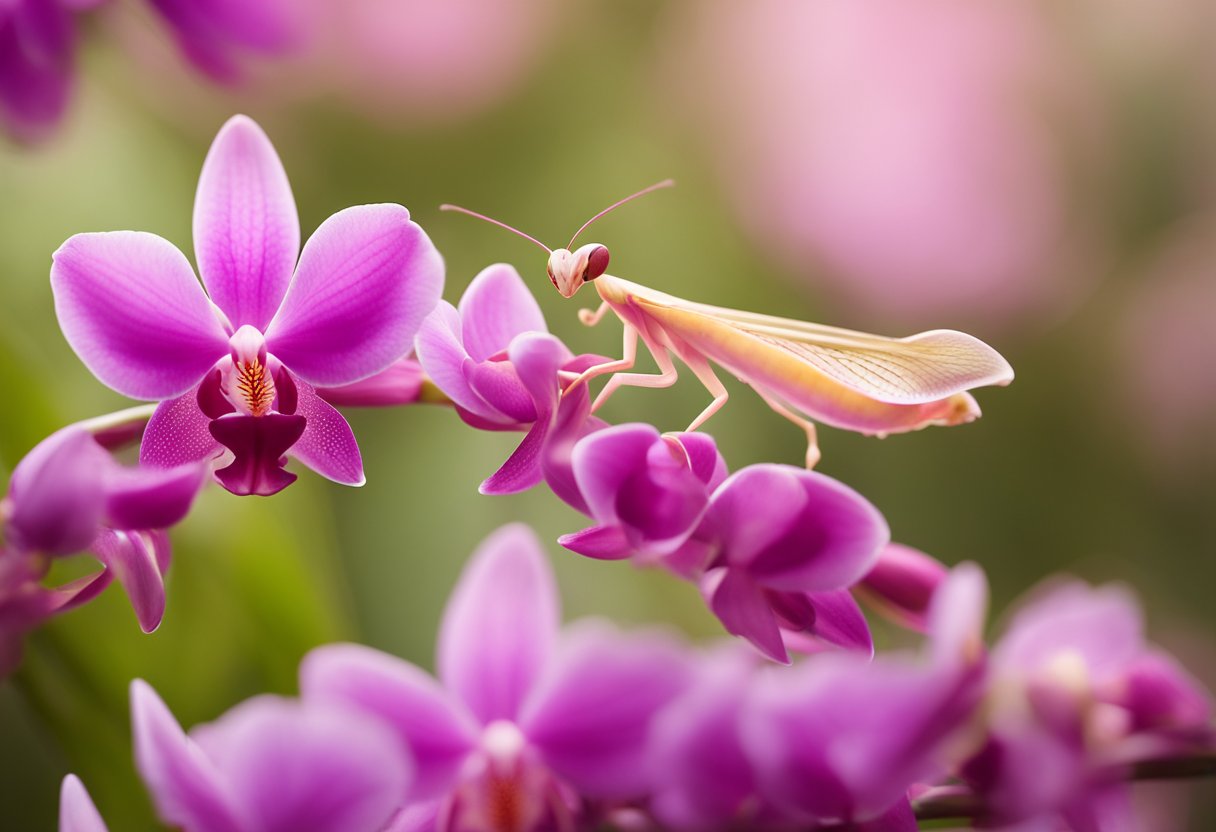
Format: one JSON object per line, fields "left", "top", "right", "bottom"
{"left": 753, "top": 385, "right": 821, "bottom": 469}
{"left": 562, "top": 324, "right": 638, "bottom": 396}
{"left": 578, "top": 300, "right": 611, "bottom": 327}
{"left": 591, "top": 330, "right": 679, "bottom": 413}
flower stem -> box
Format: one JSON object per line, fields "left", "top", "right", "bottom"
{"left": 78, "top": 404, "right": 156, "bottom": 451}
{"left": 908, "top": 751, "right": 1216, "bottom": 823}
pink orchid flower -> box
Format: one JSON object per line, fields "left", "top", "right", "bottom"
{"left": 51, "top": 114, "right": 444, "bottom": 495}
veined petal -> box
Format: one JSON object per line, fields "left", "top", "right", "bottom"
{"left": 130, "top": 681, "right": 246, "bottom": 832}
{"left": 51, "top": 232, "right": 228, "bottom": 399}
{"left": 479, "top": 418, "right": 546, "bottom": 496}
{"left": 301, "top": 644, "right": 479, "bottom": 800}
{"left": 91, "top": 530, "right": 166, "bottom": 634}
{"left": 266, "top": 204, "right": 444, "bottom": 387}
{"left": 140, "top": 387, "right": 224, "bottom": 471}
{"left": 520, "top": 621, "right": 690, "bottom": 799}
{"left": 415, "top": 302, "right": 494, "bottom": 418}
{"left": 438, "top": 525, "right": 559, "bottom": 724}
{"left": 59, "top": 775, "right": 108, "bottom": 832}
{"left": 457, "top": 264, "right": 547, "bottom": 362}
{"left": 194, "top": 114, "right": 300, "bottom": 331}
{"left": 289, "top": 377, "right": 365, "bottom": 486}
{"left": 188, "top": 696, "right": 410, "bottom": 832}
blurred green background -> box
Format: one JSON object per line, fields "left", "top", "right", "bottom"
{"left": 2, "top": 1, "right": 1215, "bottom": 828}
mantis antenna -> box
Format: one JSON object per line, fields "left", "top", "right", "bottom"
{"left": 440, "top": 179, "right": 675, "bottom": 254}
{"left": 567, "top": 179, "right": 675, "bottom": 249}
{"left": 438, "top": 204, "right": 552, "bottom": 253}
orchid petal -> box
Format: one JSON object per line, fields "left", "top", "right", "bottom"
{"left": 91, "top": 530, "right": 166, "bottom": 633}
{"left": 139, "top": 389, "right": 223, "bottom": 470}
{"left": 130, "top": 680, "right": 246, "bottom": 832}
{"left": 289, "top": 378, "right": 365, "bottom": 486}
{"left": 672, "top": 431, "right": 729, "bottom": 490}
{"left": 189, "top": 695, "right": 410, "bottom": 832}
{"left": 51, "top": 232, "right": 228, "bottom": 399}
{"left": 438, "top": 524, "right": 559, "bottom": 723}
{"left": 464, "top": 360, "right": 535, "bottom": 423}
{"left": 7, "top": 427, "right": 106, "bottom": 556}
{"left": 927, "top": 562, "right": 989, "bottom": 667}
{"left": 520, "top": 621, "right": 690, "bottom": 798}
{"left": 714, "top": 465, "right": 889, "bottom": 593}
{"left": 301, "top": 643, "right": 478, "bottom": 800}
{"left": 479, "top": 418, "right": 546, "bottom": 496}
{"left": 59, "top": 775, "right": 108, "bottom": 832}
{"left": 649, "top": 648, "right": 764, "bottom": 830}
{"left": 507, "top": 332, "right": 569, "bottom": 415}
{"left": 993, "top": 580, "right": 1142, "bottom": 682}
{"left": 457, "top": 264, "right": 547, "bottom": 362}
{"left": 703, "top": 567, "right": 788, "bottom": 664}
{"left": 571, "top": 423, "right": 661, "bottom": 525}
{"left": 557, "top": 525, "right": 633, "bottom": 560}
{"left": 414, "top": 302, "right": 495, "bottom": 418}
{"left": 770, "top": 589, "right": 874, "bottom": 655}
{"left": 103, "top": 462, "right": 206, "bottom": 531}
{"left": 316, "top": 357, "right": 425, "bottom": 407}
{"left": 0, "top": 4, "right": 72, "bottom": 144}
{"left": 193, "top": 115, "right": 299, "bottom": 330}
{"left": 266, "top": 204, "right": 444, "bottom": 386}
{"left": 209, "top": 413, "right": 305, "bottom": 496}
{"left": 858, "top": 543, "right": 949, "bottom": 634}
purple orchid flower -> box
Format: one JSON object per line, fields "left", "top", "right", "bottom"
{"left": 301, "top": 524, "right": 690, "bottom": 832}
{"left": 962, "top": 578, "right": 1214, "bottom": 830}
{"left": 741, "top": 563, "right": 989, "bottom": 830}
{"left": 556, "top": 429, "right": 885, "bottom": 662}
{"left": 0, "top": 423, "right": 205, "bottom": 671}
{"left": 51, "top": 115, "right": 444, "bottom": 496}
{"left": 558, "top": 424, "right": 727, "bottom": 562}
{"left": 415, "top": 264, "right": 607, "bottom": 503}
{"left": 693, "top": 464, "right": 888, "bottom": 663}
{"left": 128, "top": 679, "right": 411, "bottom": 832}
{"left": 648, "top": 565, "right": 988, "bottom": 831}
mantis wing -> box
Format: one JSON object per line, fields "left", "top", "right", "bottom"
{"left": 627, "top": 288, "right": 1014, "bottom": 407}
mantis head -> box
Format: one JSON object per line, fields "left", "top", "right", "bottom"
{"left": 440, "top": 179, "right": 672, "bottom": 297}
{"left": 547, "top": 244, "right": 610, "bottom": 298}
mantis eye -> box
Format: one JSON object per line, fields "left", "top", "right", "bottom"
{"left": 585, "top": 245, "right": 610, "bottom": 280}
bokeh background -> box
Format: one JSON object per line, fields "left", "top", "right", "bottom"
{"left": 2, "top": 0, "right": 1215, "bottom": 827}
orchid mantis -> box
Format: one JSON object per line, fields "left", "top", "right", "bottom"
{"left": 441, "top": 182, "right": 1014, "bottom": 467}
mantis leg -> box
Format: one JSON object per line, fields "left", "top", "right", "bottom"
{"left": 753, "top": 385, "right": 821, "bottom": 469}
{"left": 683, "top": 354, "right": 729, "bottom": 433}
{"left": 591, "top": 330, "right": 679, "bottom": 413}
{"left": 578, "top": 300, "right": 611, "bottom": 327}
{"left": 562, "top": 324, "right": 638, "bottom": 396}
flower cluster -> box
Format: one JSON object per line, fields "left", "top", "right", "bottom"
{"left": 0, "top": 0, "right": 295, "bottom": 142}
{"left": 57, "top": 525, "right": 1214, "bottom": 832}
{"left": 0, "top": 416, "right": 205, "bottom": 674}
{"left": 0, "top": 114, "right": 441, "bottom": 676}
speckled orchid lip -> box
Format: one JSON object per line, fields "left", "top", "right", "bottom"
{"left": 50, "top": 114, "right": 444, "bottom": 495}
